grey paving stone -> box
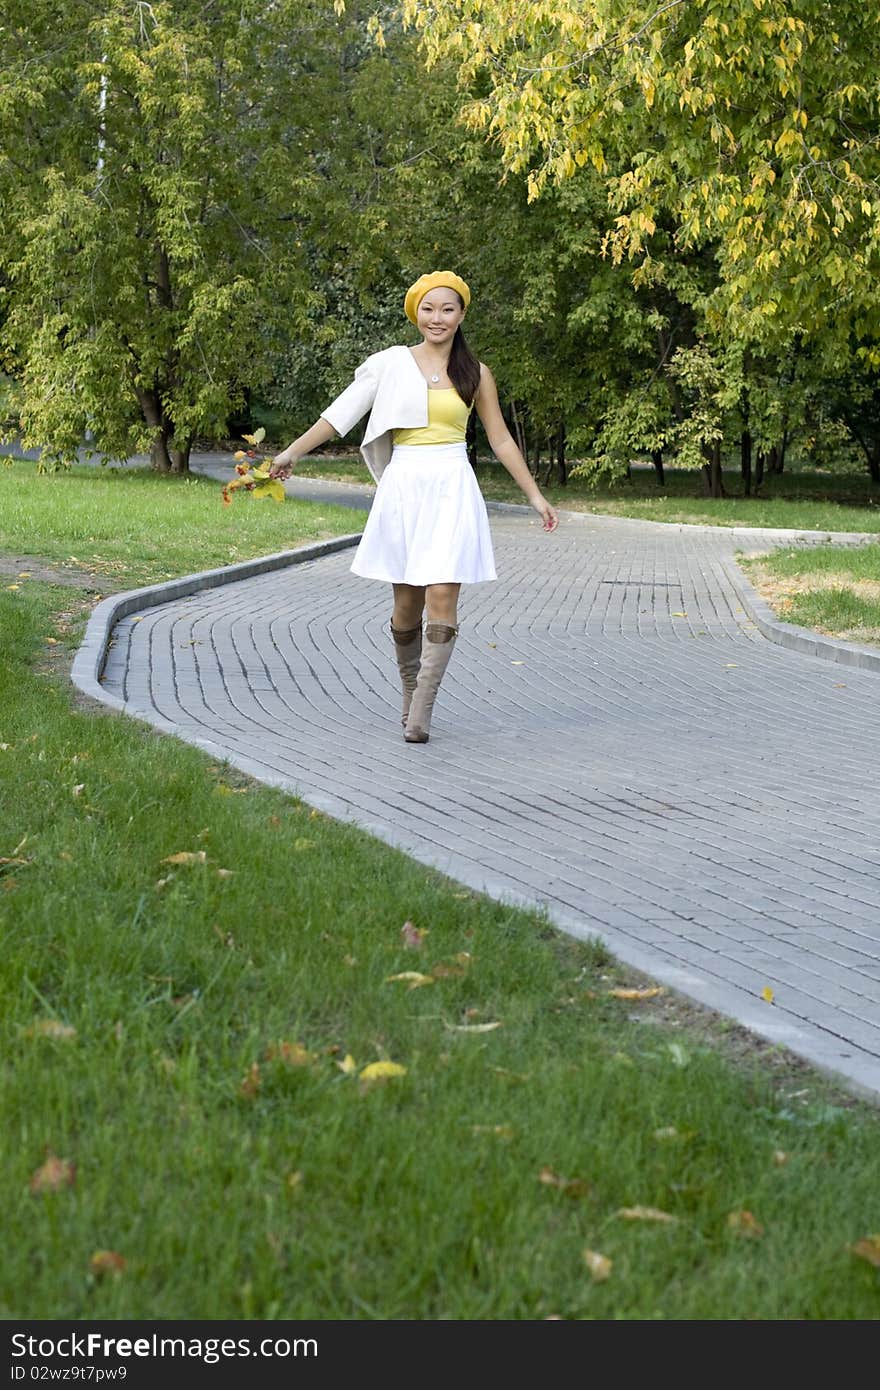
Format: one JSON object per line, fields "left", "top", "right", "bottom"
{"left": 72, "top": 477, "right": 880, "bottom": 1100}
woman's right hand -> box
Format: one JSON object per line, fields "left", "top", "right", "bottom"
{"left": 269, "top": 449, "right": 296, "bottom": 480}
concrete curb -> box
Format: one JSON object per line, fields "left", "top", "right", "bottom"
{"left": 731, "top": 560, "right": 880, "bottom": 674}
{"left": 70, "top": 532, "right": 363, "bottom": 710}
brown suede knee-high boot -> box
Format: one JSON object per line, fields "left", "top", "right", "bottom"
{"left": 404, "top": 622, "right": 457, "bottom": 744}
{"left": 390, "top": 620, "right": 423, "bottom": 728}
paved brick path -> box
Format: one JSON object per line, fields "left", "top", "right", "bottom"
{"left": 88, "top": 485, "right": 880, "bottom": 1098}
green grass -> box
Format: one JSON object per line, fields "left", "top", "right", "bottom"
{"left": 292, "top": 453, "right": 880, "bottom": 534}
{"left": 740, "top": 544, "right": 880, "bottom": 645}
{"left": 0, "top": 460, "right": 360, "bottom": 589}
{"left": 3, "top": 471, "right": 880, "bottom": 1319}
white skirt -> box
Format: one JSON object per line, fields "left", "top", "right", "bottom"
{"left": 350, "top": 442, "right": 497, "bottom": 585}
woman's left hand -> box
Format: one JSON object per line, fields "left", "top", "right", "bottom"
{"left": 531, "top": 494, "right": 559, "bottom": 533}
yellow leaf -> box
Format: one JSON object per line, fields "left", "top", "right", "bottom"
{"left": 761, "top": 986, "right": 775, "bottom": 1003}
{"left": 772, "top": 1149, "right": 789, "bottom": 1166}
{"left": 539, "top": 1166, "right": 591, "bottom": 1197}
{"left": 161, "top": 851, "right": 207, "bottom": 865}
{"left": 23, "top": 1020, "right": 77, "bottom": 1042}
{"left": 727, "top": 1210, "right": 764, "bottom": 1237}
{"left": 336, "top": 1053, "right": 357, "bottom": 1074}
{"left": 583, "top": 1249, "right": 613, "bottom": 1282}
{"left": 29, "top": 1152, "right": 76, "bottom": 1194}
{"left": 470, "top": 1124, "right": 513, "bottom": 1139}
{"left": 617, "top": 1206, "right": 677, "bottom": 1223}
{"left": 216, "top": 867, "right": 234, "bottom": 879}
{"left": 286, "top": 1170, "right": 304, "bottom": 1190}
{"left": 850, "top": 1234, "right": 880, "bottom": 1267}
{"left": 252, "top": 481, "right": 286, "bottom": 503}
{"left": 671, "top": 611, "right": 688, "bottom": 617}
{"left": 360, "top": 1060, "right": 407, "bottom": 1082}
{"left": 607, "top": 987, "right": 664, "bottom": 1000}
{"left": 90, "top": 1250, "right": 126, "bottom": 1278}
{"left": 385, "top": 971, "right": 434, "bottom": 989}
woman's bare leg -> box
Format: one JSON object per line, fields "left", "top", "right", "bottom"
{"left": 392, "top": 583, "right": 426, "bottom": 630}
{"left": 424, "top": 582, "right": 460, "bottom": 626}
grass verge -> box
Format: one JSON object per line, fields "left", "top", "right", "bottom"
{"left": 0, "top": 460, "right": 360, "bottom": 590}
{"left": 288, "top": 454, "right": 880, "bottom": 534}
{"left": 2, "top": 470, "right": 880, "bottom": 1318}
{"left": 740, "top": 544, "right": 880, "bottom": 647}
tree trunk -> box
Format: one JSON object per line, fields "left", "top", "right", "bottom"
{"left": 768, "top": 443, "right": 782, "bottom": 474}
{"left": 701, "top": 442, "right": 725, "bottom": 497}
{"left": 740, "top": 429, "right": 752, "bottom": 497}
{"left": 555, "top": 423, "right": 567, "bottom": 486}
{"left": 755, "top": 450, "right": 766, "bottom": 492}
{"left": 532, "top": 432, "right": 541, "bottom": 477}
{"left": 870, "top": 438, "right": 880, "bottom": 484}
{"left": 651, "top": 449, "right": 665, "bottom": 486}
{"left": 509, "top": 400, "right": 527, "bottom": 459}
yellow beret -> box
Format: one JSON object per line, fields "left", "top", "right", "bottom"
{"left": 404, "top": 271, "right": 471, "bottom": 325}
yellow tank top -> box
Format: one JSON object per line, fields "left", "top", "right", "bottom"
{"left": 393, "top": 388, "right": 471, "bottom": 446}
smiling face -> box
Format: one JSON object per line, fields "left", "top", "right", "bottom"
{"left": 416, "top": 287, "right": 465, "bottom": 347}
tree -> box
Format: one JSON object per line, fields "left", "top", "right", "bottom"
{"left": 0, "top": 1, "right": 343, "bottom": 470}
{"left": 402, "top": 0, "right": 880, "bottom": 352}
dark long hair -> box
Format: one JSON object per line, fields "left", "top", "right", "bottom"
{"left": 447, "top": 294, "right": 482, "bottom": 407}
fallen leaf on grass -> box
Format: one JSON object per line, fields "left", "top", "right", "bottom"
{"left": 617, "top": 1206, "right": 677, "bottom": 1224}
{"left": 264, "top": 1041, "right": 315, "bottom": 1067}
{"left": 30, "top": 1152, "right": 76, "bottom": 1194}
{"left": 850, "top": 1234, "right": 880, "bottom": 1267}
{"left": 240, "top": 1062, "right": 261, "bottom": 1098}
{"left": 23, "top": 1020, "right": 77, "bottom": 1042}
{"left": 385, "top": 971, "right": 434, "bottom": 990}
{"left": 443, "top": 1020, "right": 502, "bottom": 1033}
{"left": 607, "top": 986, "right": 665, "bottom": 1001}
{"left": 90, "top": 1250, "right": 126, "bottom": 1278}
{"left": 72, "top": 784, "right": 85, "bottom": 798}
{"left": 161, "top": 851, "right": 207, "bottom": 865}
{"left": 772, "top": 1149, "right": 789, "bottom": 1166}
{"left": 470, "top": 1124, "right": 514, "bottom": 1140}
{"left": 583, "top": 1249, "right": 613, "bottom": 1283}
{"left": 727, "top": 1210, "right": 764, "bottom": 1238}
{"left": 293, "top": 838, "right": 316, "bottom": 851}
{"left": 215, "top": 868, "right": 235, "bottom": 879}
{"left": 653, "top": 1126, "right": 696, "bottom": 1143}
{"left": 400, "top": 921, "right": 427, "bottom": 949}
{"left": 430, "top": 960, "right": 468, "bottom": 979}
{"left": 539, "top": 1167, "right": 591, "bottom": 1198}
{"left": 286, "top": 1170, "right": 304, "bottom": 1190}
{"left": 336, "top": 1054, "right": 357, "bottom": 1075}
{"left": 360, "top": 1061, "right": 407, "bottom": 1084}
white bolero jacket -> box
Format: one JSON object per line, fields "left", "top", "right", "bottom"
{"left": 320, "top": 344, "right": 433, "bottom": 483}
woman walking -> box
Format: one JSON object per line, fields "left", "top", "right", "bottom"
{"left": 270, "top": 271, "right": 558, "bottom": 744}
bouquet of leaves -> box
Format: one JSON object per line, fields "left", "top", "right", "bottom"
{"left": 221, "top": 428, "right": 285, "bottom": 506}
